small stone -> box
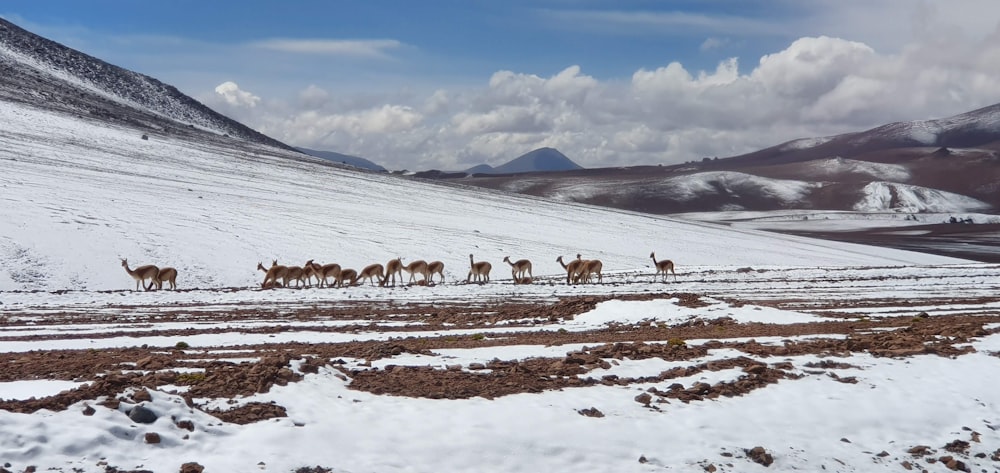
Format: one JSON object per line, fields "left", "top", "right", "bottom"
{"left": 179, "top": 462, "right": 204, "bottom": 473}
{"left": 704, "top": 464, "right": 717, "bottom": 472}
{"left": 82, "top": 404, "right": 96, "bottom": 416}
{"left": 175, "top": 420, "right": 195, "bottom": 431}
{"left": 133, "top": 389, "right": 152, "bottom": 402}
{"left": 907, "top": 445, "right": 931, "bottom": 456}
{"left": 634, "top": 393, "right": 652, "bottom": 406}
{"left": 638, "top": 455, "right": 648, "bottom": 464}
{"left": 746, "top": 446, "right": 773, "bottom": 467}
{"left": 144, "top": 432, "right": 161, "bottom": 444}
{"left": 877, "top": 451, "right": 890, "bottom": 457}
{"left": 128, "top": 405, "right": 158, "bottom": 424}
{"left": 901, "top": 460, "right": 913, "bottom": 470}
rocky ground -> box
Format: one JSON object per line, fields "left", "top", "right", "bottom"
{"left": 2, "top": 266, "right": 1000, "bottom": 472}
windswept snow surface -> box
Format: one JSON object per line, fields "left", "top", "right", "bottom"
{"left": 537, "top": 171, "right": 822, "bottom": 207}
{"left": 0, "top": 101, "right": 967, "bottom": 292}
{"left": 810, "top": 156, "right": 910, "bottom": 181}
{"left": 778, "top": 135, "right": 835, "bottom": 150}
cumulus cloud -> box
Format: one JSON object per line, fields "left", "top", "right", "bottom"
{"left": 214, "top": 81, "right": 260, "bottom": 107}
{"left": 206, "top": 27, "right": 1000, "bottom": 172}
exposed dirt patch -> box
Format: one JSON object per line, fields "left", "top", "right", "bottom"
{"left": 1, "top": 293, "right": 998, "bottom": 424}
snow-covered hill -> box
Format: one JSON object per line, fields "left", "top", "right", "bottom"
{"left": 853, "top": 182, "right": 992, "bottom": 213}
{"left": 2, "top": 100, "right": 966, "bottom": 292}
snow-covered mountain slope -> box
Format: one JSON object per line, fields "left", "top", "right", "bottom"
{"left": 501, "top": 171, "right": 821, "bottom": 210}
{"left": 807, "top": 156, "right": 911, "bottom": 181}
{"left": 853, "top": 182, "right": 992, "bottom": 213}
{"left": 0, "top": 99, "right": 968, "bottom": 292}
{"left": 0, "top": 18, "right": 292, "bottom": 150}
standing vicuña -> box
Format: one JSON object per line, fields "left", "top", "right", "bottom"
{"left": 467, "top": 254, "right": 491, "bottom": 283}
{"left": 284, "top": 265, "right": 307, "bottom": 288}
{"left": 310, "top": 261, "right": 343, "bottom": 288}
{"left": 404, "top": 260, "right": 430, "bottom": 284}
{"left": 339, "top": 268, "right": 359, "bottom": 287}
{"left": 121, "top": 258, "right": 159, "bottom": 291}
{"left": 427, "top": 261, "right": 445, "bottom": 284}
{"left": 153, "top": 267, "right": 178, "bottom": 290}
{"left": 650, "top": 252, "right": 677, "bottom": 282}
{"left": 259, "top": 260, "right": 288, "bottom": 289}
{"left": 578, "top": 258, "right": 603, "bottom": 284}
{"left": 359, "top": 263, "right": 385, "bottom": 286}
{"left": 384, "top": 257, "right": 404, "bottom": 287}
{"left": 503, "top": 256, "right": 533, "bottom": 282}
{"left": 556, "top": 254, "right": 585, "bottom": 285}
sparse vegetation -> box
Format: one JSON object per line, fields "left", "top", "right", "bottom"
{"left": 175, "top": 372, "right": 206, "bottom": 384}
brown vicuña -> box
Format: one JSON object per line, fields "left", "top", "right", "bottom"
{"left": 555, "top": 254, "right": 585, "bottom": 285}
{"left": 403, "top": 259, "right": 430, "bottom": 284}
{"left": 384, "top": 257, "right": 404, "bottom": 287}
{"left": 467, "top": 254, "right": 491, "bottom": 283}
{"left": 259, "top": 260, "right": 288, "bottom": 289}
{"left": 427, "top": 261, "right": 445, "bottom": 284}
{"left": 578, "top": 258, "right": 603, "bottom": 284}
{"left": 359, "top": 263, "right": 385, "bottom": 286}
{"left": 339, "top": 268, "right": 359, "bottom": 287}
{"left": 310, "top": 260, "right": 343, "bottom": 288}
{"left": 502, "top": 256, "right": 533, "bottom": 281}
{"left": 650, "top": 252, "right": 677, "bottom": 282}
{"left": 153, "top": 267, "right": 178, "bottom": 290}
{"left": 121, "top": 258, "right": 159, "bottom": 291}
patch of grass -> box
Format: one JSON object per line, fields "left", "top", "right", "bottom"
{"left": 175, "top": 372, "right": 206, "bottom": 384}
{"left": 471, "top": 333, "right": 486, "bottom": 341}
{"left": 175, "top": 341, "right": 190, "bottom": 349}
{"left": 667, "top": 337, "right": 686, "bottom": 347}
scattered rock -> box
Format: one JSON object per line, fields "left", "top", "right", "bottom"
{"left": 128, "top": 405, "right": 158, "bottom": 424}
{"left": 82, "top": 404, "right": 95, "bottom": 416}
{"left": 704, "top": 463, "right": 717, "bottom": 472}
{"left": 638, "top": 455, "right": 648, "bottom": 464}
{"left": 876, "top": 451, "right": 890, "bottom": 457}
{"left": 907, "top": 445, "right": 931, "bottom": 456}
{"left": 179, "top": 462, "right": 204, "bottom": 473}
{"left": 938, "top": 455, "right": 969, "bottom": 472}
{"left": 943, "top": 439, "right": 969, "bottom": 453}
{"left": 133, "top": 388, "right": 152, "bottom": 402}
{"left": 900, "top": 460, "right": 912, "bottom": 470}
{"left": 746, "top": 446, "right": 773, "bottom": 467}
{"left": 634, "top": 393, "right": 652, "bottom": 406}
{"left": 175, "top": 419, "right": 195, "bottom": 431}
{"left": 144, "top": 432, "right": 161, "bottom": 444}
{"left": 577, "top": 407, "right": 604, "bottom": 418}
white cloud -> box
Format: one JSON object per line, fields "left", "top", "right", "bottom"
{"left": 203, "top": 28, "right": 1000, "bottom": 172}
{"left": 251, "top": 38, "right": 402, "bottom": 58}
{"left": 700, "top": 37, "right": 730, "bottom": 51}
{"left": 214, "top": 81, "right": 260, "bottom": 107}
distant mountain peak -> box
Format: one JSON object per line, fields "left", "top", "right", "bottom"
{"left": 466, "top": 147, "right": 583, "bottom": 175}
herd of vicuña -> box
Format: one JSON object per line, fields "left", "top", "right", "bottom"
{"left": 120, "top": 253, "right": 677, "bottom": 291}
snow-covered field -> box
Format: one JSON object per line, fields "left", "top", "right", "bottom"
{"left": 3, "top": 97, "right": 1000, "bottom": 472}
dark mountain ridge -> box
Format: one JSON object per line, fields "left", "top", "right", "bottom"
{"left": 0, "top": 17, "right": 295, "bottom": 151}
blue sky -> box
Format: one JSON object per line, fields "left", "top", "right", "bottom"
{"left": 3, "top": 1, "right": 1000, "bottom": 170}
